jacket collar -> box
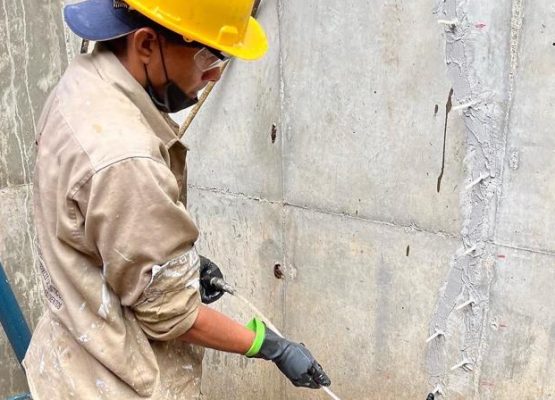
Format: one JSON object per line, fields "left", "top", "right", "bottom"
{"left": 90, "top": 43, "right": 183, "bottom": 149}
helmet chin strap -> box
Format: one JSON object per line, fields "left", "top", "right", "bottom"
{"left": 143, "top": 35, "right": 198, "bottom": 113}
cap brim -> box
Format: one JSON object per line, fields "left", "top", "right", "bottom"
{"left": 64, "top": 0, "right": 139, "bottom": 41}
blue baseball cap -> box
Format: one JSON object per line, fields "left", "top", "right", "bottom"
{"left": 64, "top": 0, "right": 152, "bottom": 41}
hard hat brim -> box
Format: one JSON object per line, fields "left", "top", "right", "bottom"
{"left": 228, "top": 16, "right": 269, "bottom": 61}
{"left": 162, "top": 15, "right": 269, "bottom": 61}
{"left": 214, "top": 17, "right": 269, "bottom": 61}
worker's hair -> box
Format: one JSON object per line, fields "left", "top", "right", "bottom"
{"left": 103, "top": 11, "right": 198, "bottom": 56}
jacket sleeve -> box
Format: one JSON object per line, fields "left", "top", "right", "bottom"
{"left": 76, "top": 156, "right": 201, "bottom": 341}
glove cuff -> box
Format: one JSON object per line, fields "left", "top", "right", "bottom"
{"left": 245, "top": 317, "right": 266, "bottom": 357}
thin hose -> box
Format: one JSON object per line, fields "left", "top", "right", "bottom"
{"left": 233, "top": 293, "right": 344, "bottom": 400}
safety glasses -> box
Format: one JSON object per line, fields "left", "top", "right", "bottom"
{"left": 193, "top": 47, "right": 229, "bottom": 72}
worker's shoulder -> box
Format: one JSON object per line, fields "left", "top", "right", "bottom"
{"left": 50, "top": 66, "right": 167, "bottom": 171}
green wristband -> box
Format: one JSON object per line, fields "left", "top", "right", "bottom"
{"left": 245, "top": 317, "right": 266, "bottom": 357}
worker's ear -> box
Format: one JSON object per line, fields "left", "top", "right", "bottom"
{"left": 130, "top": 27, "right": 160, "bottom": 64}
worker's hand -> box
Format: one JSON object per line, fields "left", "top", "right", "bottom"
{"left": 199, "top": 256, "right": 225, "bottom": 304}
{"left": 252, "top": 325, "right": 331, "bottom": 388}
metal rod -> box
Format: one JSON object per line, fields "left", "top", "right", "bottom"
{"left": 178, "top": 60, "right": 230, "bottom": 139}
{"left": 80, "top": 39, "right": 90, "bottom": 54}
{"left": 6, "top": 394, "right": 32, "bottom": 400}
{"left": 251, "top": 0, "right": 262, "bottom": 17}
{"left": 178, "top": 0, "right": 263, "bottom": 139}
{"left": 0, "top": 261, "right": 32, "bottom": 366}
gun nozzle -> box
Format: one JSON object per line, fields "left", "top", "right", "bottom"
{"left": 223, "top": 283, "right": 236, "bottom": 295}
{"left": 210, "top": 277, "right": 236, "bottom": 295}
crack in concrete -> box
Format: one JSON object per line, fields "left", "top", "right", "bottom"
{"left": 425, "top": 0, "right": 524, "bottom": 397}
{"left": 493, "top": 0, "right": 524, "bottom": 242}
{"left": 491, "top": 240, "right": 555, "bottom": 258}
{"left": 276, "top": 1, "right": 288, "bottom": 398}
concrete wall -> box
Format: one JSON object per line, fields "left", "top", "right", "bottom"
{"left": 0, "top": 0, "right": 79, "bottom": 396}
{"left": 185, "top": 0, "right": 555, "bottom": 398}
{"left": 1, "top": 0, "right": 554, "bottom": 399}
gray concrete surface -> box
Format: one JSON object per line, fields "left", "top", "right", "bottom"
{"left": 1, "top": 0, "right": 555, "bottom": 399}
{"left": 183, "top": 1, "right": 283, "bottom": 202}
{"left": 0, "top": 0, "right": 69, "bottom": 188}
{"left": 282, "top": 206, "right": 459, "bottom": 399}
{"left": 187, "top": 187, "right": 286, "bottom": 400}
{"left": 185, "top": 0, "right": 555, "bottom": 398}
{"left": 494, "top": 0, "right": 555, "bottom": 253}
{"left": 279, "top": 1, "right": 466, "bottom": 236}
{"left": 478, "top": 246, "right": 555, "bottom": 399}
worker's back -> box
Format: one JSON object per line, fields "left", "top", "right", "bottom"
{"left": 25, "top": 43, "right": 203, "bottom": 400}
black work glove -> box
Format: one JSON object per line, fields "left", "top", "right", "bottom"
{"left": 255, "top": 328, "right": 331, "bottom": 389}
{"left": 199, "top": 256, "right": 225, "bottom": 304}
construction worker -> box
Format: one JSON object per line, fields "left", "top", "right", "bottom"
{"left": 22, "top": 0, "right": 330, "bottom": 399}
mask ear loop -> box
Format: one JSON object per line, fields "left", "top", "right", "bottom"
{"left": 156, "top": 33, "right": 171, "bottom": 84}
{"left": 143, "top": 33, "right": 170, "bottom": 86}
{"left": 142, "top": 34, "right": 172, "bottom": 113}
{"left": 143, "top": 63, "right": 150, "bottom": 85}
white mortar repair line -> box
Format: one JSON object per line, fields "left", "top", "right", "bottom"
{"left": 426, "top": 0, "right": 513, "bottom": 395}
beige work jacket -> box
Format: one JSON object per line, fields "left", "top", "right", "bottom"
{"left": 23, "top": 44, "right": 204, "bottom": 400}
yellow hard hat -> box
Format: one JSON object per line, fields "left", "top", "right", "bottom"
{"left": 124, "top": 0, "right": 268, "bottom": 60}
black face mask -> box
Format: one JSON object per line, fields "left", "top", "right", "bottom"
{"left": 144, "top": 40, "right": 198, "bottom": 113}
{"left": 145, "top": 79, "right": 198, "bottom": 113}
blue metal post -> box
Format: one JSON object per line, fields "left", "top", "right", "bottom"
{"left": 0, "top": 261, "right": 32, "bottom": 366}
{"left": 6, "top": 394, "right": 32, "bottom": 400}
